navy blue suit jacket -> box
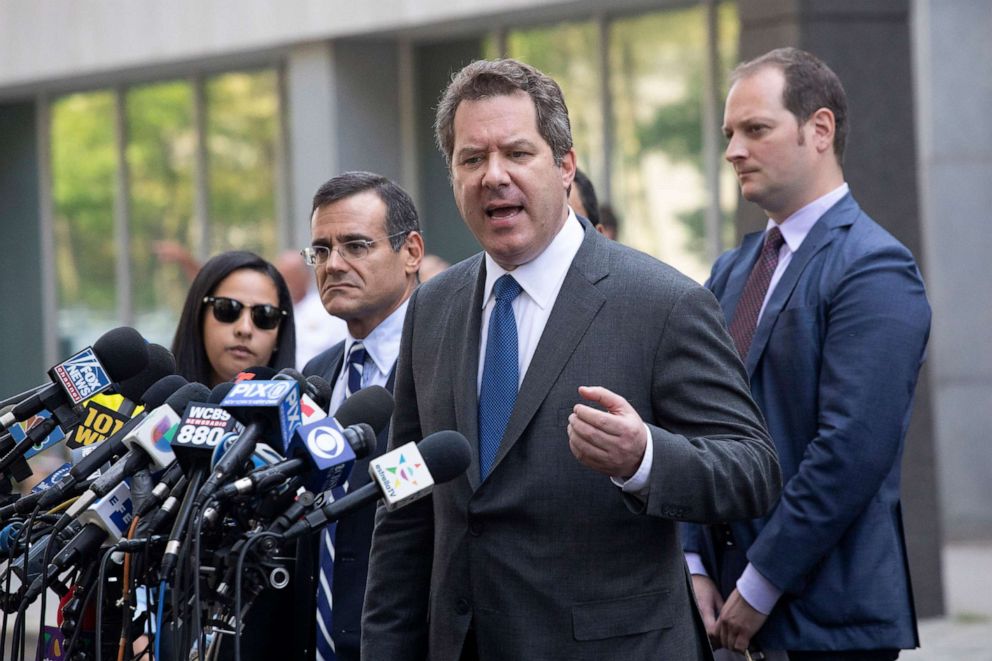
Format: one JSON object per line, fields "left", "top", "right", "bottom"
{"left": 684, "top": 193, "right": 929, "bottom": 650}
{"left": 299, "top": 341, "right": 394, "bottom": 661}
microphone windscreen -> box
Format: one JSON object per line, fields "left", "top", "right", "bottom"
{"left": 305, "top": 376, "right": 332, "bottom": 411}
{"left": 92, "top": 327, "right": 150, "bottom": 383}
{"left": 116, "top": 344, "right": 177, "bottom": 402}
{"left": 418, "top": 430, "right": 471, "bottom": 484}
{"left": 166, "top": 383, "right": 211, "bottom": 413}
{"left": 333, "top": 386, "right": 394, "bottom": 434}
{"left": 235, "top": 366, "right": 277, "bottom": 381}
{"left": 208, "top": 381, "right": 236, "bottom": 404}
{"left": 276, "top": 367, "right": 306, "bottom": 383}
{"left": 140, "top": 375, "right": 189, "bottom": 409}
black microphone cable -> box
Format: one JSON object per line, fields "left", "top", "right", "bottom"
{"left": 93, "top": 542, "right": 120, "bottom": 661}
{"left": 62, "top": 554, "right": 101, "bottom": 659}
{"left": 233, "top": 530, "right": 281, "bottom": 661}
{"left": 11, "top": 504, "right": 45, "bottom": 661}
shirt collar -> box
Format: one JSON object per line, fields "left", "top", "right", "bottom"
{"left": 344, "top": 297, "right": 409, "bottom": 374}
{"left": 482, "top": 209, "right": 584, "bottom": 310}
{"left": 766, "top": 182, "right": 849, "bottom": 253}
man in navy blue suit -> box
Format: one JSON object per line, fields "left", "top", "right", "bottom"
{"left": 683, "top": 48, "right": 930, "bottom": 660}
{"left": 299, "top": 171, "right": 424, "bottom": 660}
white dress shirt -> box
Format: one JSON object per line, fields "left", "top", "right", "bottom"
{"left": 476, "top": 210, "right": 584, "bottom": 392}
{"left": 686, "top": 183, "right": 850, "bottom": 618}
{"left": 475, "top": 211, "right": 652, "bottom": 494}
{"left": 328, "top": 299, "right": 409, "bottom": 415}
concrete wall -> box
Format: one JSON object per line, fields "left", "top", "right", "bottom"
{"left": 0, "top": 102, "right": 46, "bottom": 394}
{"left": 285, "top": 39, "right": 405, "bottom": 248}
{"left": 913, "top": 0, "right": 992, "bottom": 541}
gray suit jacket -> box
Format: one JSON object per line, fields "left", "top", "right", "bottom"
{"left": 362, "top": 219, "right": 780, "bottom": 660}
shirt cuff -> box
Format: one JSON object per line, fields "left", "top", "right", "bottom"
{"left": 736, "top": 563, "right": 782, "bottom": 616}
{"left": 610, "top": 423, "right": 653, "bottom": 497}
{"left": 685, "top": 552, "right": 708, "bottom": 577}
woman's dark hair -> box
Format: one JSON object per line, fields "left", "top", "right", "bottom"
{"left": 171, "top": 250, "right": 296, "bottom": 385}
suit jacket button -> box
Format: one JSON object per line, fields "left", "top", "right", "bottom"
{"left": 469, "top": 521, "right": 483, "bottom": 536}
{"left": 455, "top": 598, "right": 471, "bottom": 615}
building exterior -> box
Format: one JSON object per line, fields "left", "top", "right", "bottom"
{"left": 1, "top": 0, "right": 989, "bottom": 617}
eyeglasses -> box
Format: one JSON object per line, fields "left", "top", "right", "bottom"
{"left": 202, "top": 296, "right": 286, "bottom": 330}
{"left": 300, "top": 231, "right": 409, "bottom": 267}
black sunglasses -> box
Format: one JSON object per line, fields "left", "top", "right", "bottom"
{"left": 202, "top": 296, "right": 286, "bottom": 330}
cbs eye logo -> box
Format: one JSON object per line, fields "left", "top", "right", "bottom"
{"left": 306, "top": 427, "right": 346, "bottom": 460}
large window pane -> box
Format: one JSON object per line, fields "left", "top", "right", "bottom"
{"left": 126, "top": 81, "right": 196, "bottom": 346}
{"left": 206, "top": 70, "right": 280, "bottom": 256}
{"left": 51, "top": 92, "right": 118, "bottom": 354}
{"left": 609, "top": 4, "right": 737, "bottom": 282}
{"left": 717, "top": 2, "right": 741, "bottom": 250}
{"left": 506, "top": 21, "right": 605, "bottom": 195}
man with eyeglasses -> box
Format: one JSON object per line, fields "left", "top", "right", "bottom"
{"left": 296, "top": 170, "right": 424, "bottom": 661}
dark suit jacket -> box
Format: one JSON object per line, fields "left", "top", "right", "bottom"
{"left": 683, "top": 193, "right": 928, "bottom": 650}
{"left": 362, "top": 219, "right": 781, "bottom": 660}
{"left": 296, "top": 342, "right": 395, "bottom": 661}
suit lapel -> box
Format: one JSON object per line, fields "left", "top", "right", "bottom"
{"left": 328, "top": 351, "right": 345, "bottom": 385}
{"left": 489, "top": 223, "right": 608, "bottom": 474}
{"left": 744, "top": 194, "right": 859, "bottom": 375}
{"left": 452, "top": 256, "right": 486, "bottom": 491}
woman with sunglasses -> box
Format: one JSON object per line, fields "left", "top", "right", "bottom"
{"left": 171, "top": 250, "right": 296, "bottom": 386}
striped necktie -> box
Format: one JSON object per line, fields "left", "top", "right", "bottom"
{"left": 728, "top": 227, "right": 785, "bottom": 359}
{"left": 315, "top": 341, "right": 367, "bottom": 660}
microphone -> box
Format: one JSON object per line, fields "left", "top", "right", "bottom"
{"left": 56, "top": 344, "right": 174, "bottom": 456}
{"left": 274, "top": 368, "right": 331, "bottom": 425}
{"left": 194, "top": 379, "right": 303, "bottom": 506}
{"left": 332, "top": 384, "right": 394, "bottom": 434}
{"left": 0, "top": 345, "right": 172, "bottom": 485}
{"left": 234, "top": 366, "right": 277, "bottom": 381}
{"left": 218, "top": 420, "right": 375, "bottom": 498}
{"left": 111, "top": 343, "right": 177, "bottom": 403}
{"left": 59, "top": 382, "right": 211, "bottom": 519}
{"left": 169, "top": 384, "right": 242, "bottom": 476}
{"left": 305, "top": 375, "right": 333, "bottom": 413}
{"left": 25, "top": 375, "right": 190, "bottom": 516}
{"left": 134, "top": 462, "right": 185, "bottom": 519}
{"left": 0, "top": 328, "right": 150, "bottom": 477}
{"left": 0, "top": 326, "right": 149, "bottom": 432}
{"left": 139, "top": 473, "right": 189, "bottom": 532}
{"left": 227, "top": 386, "right": 392, "bottom": 523}
{"left": 0, "top": 384, "right": 46, "bottom": 410}
{"left": 22, "top": 482, "right": 134, "bottom": 603}
{"left": 4, "top": 522, "right": 79, "bottom": 586}
{"left": 157, "top": 384, "right": 243, "bottom": 580}
{"left": 281, "top": 430, "right": 470, "bottom": 540}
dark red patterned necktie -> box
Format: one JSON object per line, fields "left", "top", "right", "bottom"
{"left": 728, "top": 227, "right": 785, "bottom": 359}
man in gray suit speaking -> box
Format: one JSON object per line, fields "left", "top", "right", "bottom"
{"left": 362, "top": 58, "right": 781, "bottom": 661}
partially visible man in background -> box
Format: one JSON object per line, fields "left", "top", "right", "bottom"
{"left": 684, "top": 47, "right": 929, "bottom": 660}
{"left": 301, "top": 171, "right": 424, "bottom": 661}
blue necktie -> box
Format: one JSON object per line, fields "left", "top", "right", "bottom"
{"left": 315, "top": 341, "right": 367, "bottom": 661}
{"left": 478, "top": 275, "right": 522, "bottom": 479}
{"left": 345, "top": 341, "right": 366, "bottom": 397}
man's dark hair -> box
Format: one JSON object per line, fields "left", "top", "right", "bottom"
{"left": 731, "top": 47, "right": 848, "bottom": 163}
{"left": 435, "top": 58, "right": 573, "bottom": 169}
{"left": 311, "top": 171, "right": 420, "bottom": 250}
{"left": 571, "top": 169, "right": 600, "bottom": 226}
{"left": 598, "top": 203, "right": 620, "bottom": 235}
